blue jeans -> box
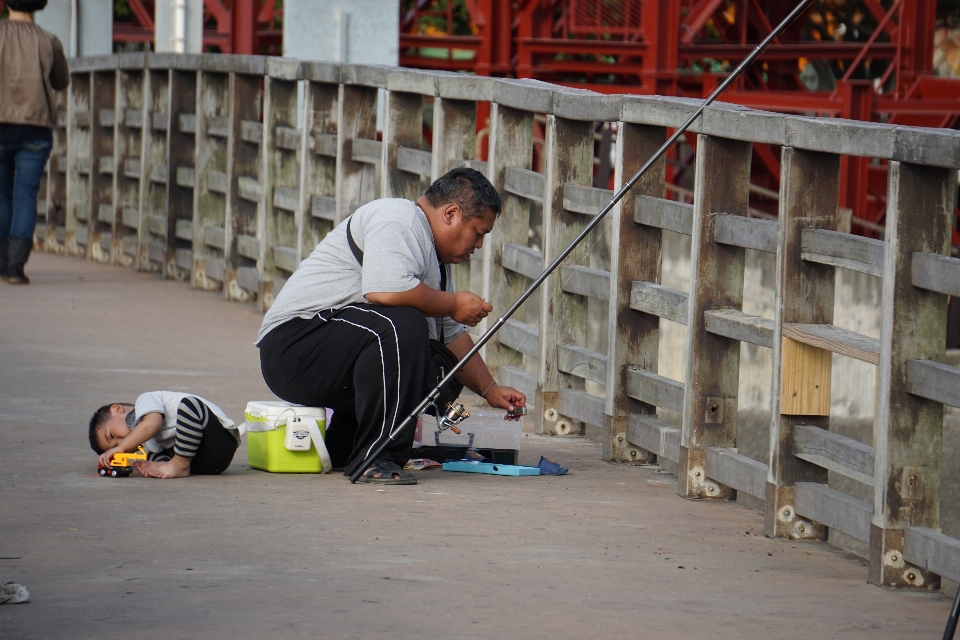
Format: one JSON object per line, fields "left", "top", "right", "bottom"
{"left": 0, "top": 138, "right": 53, "bottom": 243}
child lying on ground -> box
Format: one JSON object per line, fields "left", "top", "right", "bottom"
{"left": 89, "top": 392, "right": 240, "bottom": 478}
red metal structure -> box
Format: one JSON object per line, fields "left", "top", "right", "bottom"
{"left": 112, "top": 0, "right": 282, "bottom": 54}
{"left": 400, "top": 0, "right": 960, "bottom": 241}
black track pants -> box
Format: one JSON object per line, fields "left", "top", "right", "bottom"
{"left": 258, "top": 304, "right": 431, "bottom": 477}
{"left": 146, "top": 397, "right": 239, "bottom": 475}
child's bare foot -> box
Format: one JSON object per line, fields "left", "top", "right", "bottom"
{"left": 134, "top": 455, "right": 191, "bottom": 478}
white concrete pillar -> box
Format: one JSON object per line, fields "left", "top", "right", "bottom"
{"left": 154, "top": 0, "right": 204, "bottom": 54}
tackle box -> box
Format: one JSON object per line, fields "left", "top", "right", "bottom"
{"left": 415, "top": 412, "right": 522, "bottom": 465}
{"left": 244, "top": 401, "right": 328, "bottom": 473}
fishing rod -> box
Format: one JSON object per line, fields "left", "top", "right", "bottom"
{"left": 349, "top": 0, "right": 815, "bottom": 483}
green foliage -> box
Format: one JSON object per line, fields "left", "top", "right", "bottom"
{"left": 402, "top": 0, "right": 476, "bottom": 36}
{"left": 114, "top": 0, "right": 131, "bottom": 21}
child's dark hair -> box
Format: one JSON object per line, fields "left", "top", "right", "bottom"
{"left": 88, "top": 403, "right": 132, "bottom": 454}
{"left": 5, "top": 0, "right": 49, "bottom": 12}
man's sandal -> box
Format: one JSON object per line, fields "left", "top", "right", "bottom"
{"left": 357, "top": 459, "right": 417, "bottom": 485}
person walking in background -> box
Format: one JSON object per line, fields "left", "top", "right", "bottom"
{"left": 0, "top": 0, "right": 68, "bottom": 285}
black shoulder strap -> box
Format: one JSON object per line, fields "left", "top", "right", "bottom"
{"left": 346, "top": 217, "right": 363, "bottom": 266}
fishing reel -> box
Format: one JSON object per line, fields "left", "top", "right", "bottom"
{"left": 435, "top": 402, "right": 470, "bottom": 434}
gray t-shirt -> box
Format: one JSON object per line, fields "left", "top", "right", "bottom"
{"left": 133, "top": 391, "right": 238, "bottom": 454}
{"left": 255, "top": 198, "right": 465, "bottom": 345}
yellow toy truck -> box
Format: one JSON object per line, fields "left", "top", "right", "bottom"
{"left": 98, "top": 446, "right": 147, "bottom": 477}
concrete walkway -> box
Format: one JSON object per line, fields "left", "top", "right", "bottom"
{"left": 0, "top": 252, "right": 953, "bottom": 639}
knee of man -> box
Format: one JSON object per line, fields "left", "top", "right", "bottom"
{"left": 385, "top": 306, "right": 430, "bottom": 346}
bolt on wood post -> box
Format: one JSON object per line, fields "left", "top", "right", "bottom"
{"left": 538, "top": 115, "right": 596, "bottom": 437}
{"left": 138, "top": 62, "right": 171, "bottom": 274}
{"left": 335, "top": 83, "right": 380, "bottom": 223}
{"left": 66, "top": 69, "right": 92, "bottom": 258}
{"left": 764, "top": 147, "right": 839, "bottom": 539}
{"left": 224, "top": 66, "right": 265, "bottom": 307}
{"left": 260, "top": 60, "right": 302, "bottom": 307}
{"left": 166, "top": 61, "right": 199, "bottom": 281}
{"left": 298, "top": 63, "right": 340, "bottom": 259}
{"left": 114, "top": 56, "right": 146, "bottom": 269}
{"left": 90, "top": 68, "right": 118, "bottom": 265}
{"left": 191, "top": 64, "right": 231, "bottom": 293}
{"left": 678, "top": 134, "right": 750, "bottom": 499}
{"left": 603, "top": 121, "right": 666, "bottom": 463}
{"left": 869, "top": 160, "right": 954, "bottom": 588}
{"left": 482, "top": 104, "right": 536, "bottom": 388}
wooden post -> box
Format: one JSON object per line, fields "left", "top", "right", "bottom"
{"left": 65, "top": 68, "right": 93, "bottom": 257}
{"left": 869, "top": 161, "right": 954, "bottom": 588}
{"left": 603, "top": 122, "right": 666, "bottom": 462}
{"left": 298, "top": 62, "right": 340, "bottom": 259}
{"left": 482, "top": 103, "right": 535, "bottom": 375}
{"left": 537, "top": 115, "right": 595, "bottom": 436}
{"left": 678, "top": 134, "right": 750, "bottom": 499}
{"left": 46, "top": 85, "right": 69, "bottom": 253}
{"left": 765, "top": 147, "right": 839, "bottom": 539}
{"left": 114, "top": 54, "right": 146, "bottom": 269}
{"left": 336, "top": 66, "right": 384, "bottom": 223}
{"left": 191, "top": 61, "right": 231, "bottom": 292}
{"left": 89, "top": 66, "right": 118, "bottom": 264}
{"left": 138, "top": 60, "right": 171, "bottom": 273}
{"left": 259, "top": 59, "right": 302, "bottom": 307}
{"left": 165, "top": 57, "right": 200, "bottom": 281}
{"left": 224, "top": 59, "right": 267, "bottom": 307}
{"left": 381, "top": 89, "right": 427, "bottom": 201}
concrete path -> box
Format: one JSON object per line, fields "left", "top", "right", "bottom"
{"left": 0, "top": 252, "right": 953, "bottom": 639}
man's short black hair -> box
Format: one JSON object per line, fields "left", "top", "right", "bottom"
{"left": 5, "top": 0, "right": 49, "bottom": 12}
{"left": 88, "top": 403, "right": 131, "bottom": 454}
{"left": 424, "top": 167, "right": 501, "bottom": 219}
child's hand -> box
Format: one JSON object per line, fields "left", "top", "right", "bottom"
{"left": 98, "top": 447, "right": 121, "bottom": 468}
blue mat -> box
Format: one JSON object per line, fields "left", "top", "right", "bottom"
{"left": 441, "top": 461, "right": 540, "bottom": 476}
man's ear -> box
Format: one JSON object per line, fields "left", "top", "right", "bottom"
{"left": 442, "top": 202, "right": 460, "bottom": 224}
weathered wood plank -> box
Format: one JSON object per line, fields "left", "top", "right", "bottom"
{"left": 124, "top": 108, "right": 143, "bottom": 128}
{"left": 911, "top": 252, "right": 960, "bottom": 297}
{"left": 634, "top": 195, "right": 692, "bottom": 235}
{"left": 713, "top": 214, "right": 778, "bottom": 254}
{"left": 237, "top": 176, "right": 263, "bottom": 203}
{"left": 562, "top": 184, "right": 612, "bottom": 215}
{"left": 175, "top": 219, "right": 193, "bottom": 241}
{"left": 204, "top": 225, "right": 226, "bottom": 250}
{"left": 801, "top": 228, "right": 884, "bottom": 277}
{"left": 149, "top": 164, "right": 168, "bottom": 184}
{"left": 626, "top": 414, "right": 681, "bottom": 462}
{"left": 76, "top": 156, "right": 92, "bottom": 175}
{"left": 98, "top": 204, "right": 114, "bottom": 224}
{"left": 625, "top": 367, "right": 685, "bottom": 414}
{"left": 121, "top": 207, "right": 139, "bottom": 229}
{"left": 204, "top": 256, "right": 225, "bottom": 282}
{"left": 123, "top": 158, "right": 141, "bottom": 179}
{"left": 906, "top": 359, "right": 960, "bottom": 409}
{"left": 501, "top": 242, "right": 542, "bottom": 280}
{"left": 703, "top": 309, "right": 774, "bottom": 348}
{"left": 274, "top": 126, "right": 301, "bottom": 151}
{"left": 151, "top": 111, "right": 168, "bottom": 131}
{"left": 381, "top": 91, "right": 423, "bottom": 200}
{"left": 236, "top": 265, "right": 260, "bottom": 291}
{"left": 397, "top": 146, "right": 432, "bottom": 177}
{"left": 273, "top": 186, "right": 300, "bottom": 213}
{"left": 121, "top": 235, "right": 137, "bottom": 256}
{"left": 236, "top": 234, "right": 260, "bottom": 261}
{"left": 99, "top": 155, "right": 114, "bottom": 174}
{"left": 557, "top": 343, "right": 607, "bottom": 385}
{"left": 273, "top": 245, "right": 300, "bottom": 273}
{"left": 207, "top": 116, "right": 229, "bottom": 138}
{"left": 174, "top": 248, "right": 192, "bottom": 271}
{"left": 498, "top": 365, "right": 537, "bottom": 403}
{"left": 783, "top": 323, "right": 880, "bottom": 365}
{"left": 504, "top": 166, "right": 545, "bottom": 204}
{"left": 239, "top": 119, "right": 262, "bottom": 144}
{"left": 629, "top": 281, "right": 688, "bottom": 325}
{"left": 206, "top": 170, "right": 228, "bottom": 194}
{"left": 178, "top": 113, "right": 196, "bottom": 134}
{"left": 705, "top": 447, "right": 767, "bottom": 499}
{"left": 351, "top": 138, "right": 382, "bottom": 165}
{"left": 147, "top": 214, "right": 166, "bottom": 237}
{"left": 560, "top": 265, "right": 609, "bottom": 301}
{"left": 314, "top": 133, "right": 338, "bottom": 157}
{"left": 498, "top": 319, "right": 540, "bottom": 359}
{"left": 558, "top": 388, "right": 605, "bottom": 428}
{"left": 176, "top": 166, "right": 195, "bottom": 188}
{"left": 904, "top": 527, "right": 960, "bottom": 584}
{"left": 99, "top": 108, "right": 115, "bottom": 127}
{"left": 795, "top": 482, "right": 872, "bottom": 543}
{"left": 311, "top": 194, "right": 337, "bottom": 221}
{"left": 794, "top": 425, "right": 875, "bottom": 485}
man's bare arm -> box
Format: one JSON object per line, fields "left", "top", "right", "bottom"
{"left": 366, "top": 283, "right": 492, "bottom": 326}
{"left": 445, "top": 332, "right": 526, "bottom": 410}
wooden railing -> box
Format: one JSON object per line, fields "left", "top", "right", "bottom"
{"left": 39, "top": 51, "right": 960, "bottom": 591}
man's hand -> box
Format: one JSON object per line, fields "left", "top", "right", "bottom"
{"left": 98, "top": 447, "right": 121, "bottom": 468}
{"left": 452, "top": 291, "right": 492, "bottom": 326}
{"left": 482, "top": 384, "right": 526, "bottom": 412}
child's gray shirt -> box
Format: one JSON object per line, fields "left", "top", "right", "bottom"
{"left": 134, "top": 391, "right": 237, "bottom": 453}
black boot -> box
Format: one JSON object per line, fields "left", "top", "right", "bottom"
{"left": 6, "top": 237, "right": 32, "bottom": 285}
{"left": 0, "top": 241, "right": 7, "bottom": 281}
